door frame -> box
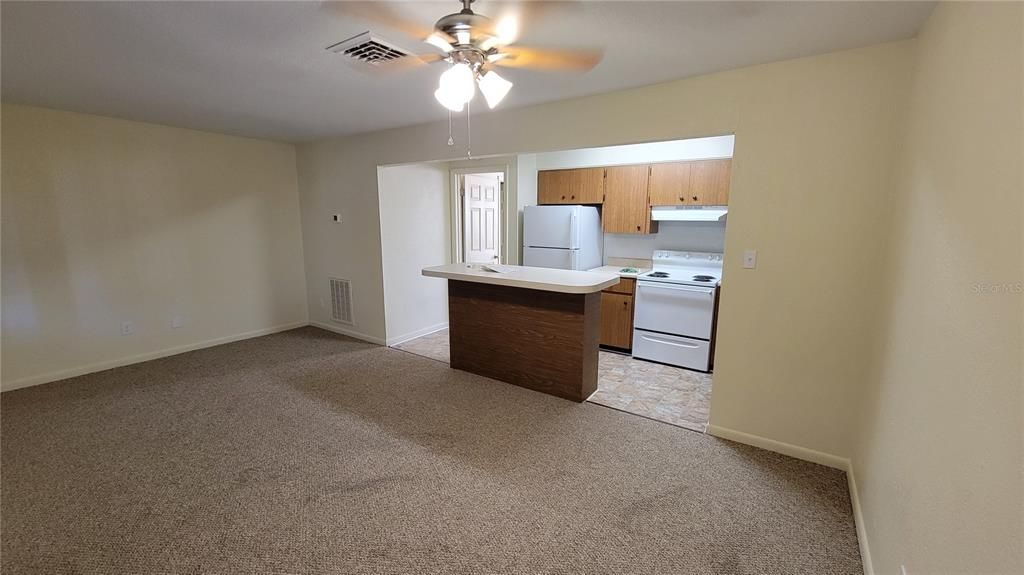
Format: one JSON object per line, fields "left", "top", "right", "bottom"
{"left": 449, "top": 163, "right": 512, "bottom": 264}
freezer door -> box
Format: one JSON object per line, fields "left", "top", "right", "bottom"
{"left": 523, "top": 205, "right": 580, "bottom": 249}
{"left": 523, "top": 247, "right": 579, "bottom": 270}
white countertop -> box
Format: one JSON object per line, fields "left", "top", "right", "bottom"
{"left": 587, "top": 265, "right": 651, "bottom": 278}
{"left": 423, "top": 263, "right": 620, "bottom": 294}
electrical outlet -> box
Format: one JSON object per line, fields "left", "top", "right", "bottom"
{"left": 743, "top": 249, "right": 758, "bottom": 269}
{"left": 171, "top": 315, "right": 184, "bottom": 329}
{"left": 120, "top": 321, "right": 135, "bottom": 336}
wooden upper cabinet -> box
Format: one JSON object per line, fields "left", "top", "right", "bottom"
{"left": 648, "top": 159, "right": 732, "bottom": 206}
{"left": 690, "top": 159, "right": 732, "bottom": 205}
{"left": 603, "top": 165, "right": 654, "bottom": 234}
{"left": 648, "top": 161, "right": 692, "bottom": 206}
{"left": 537, "top": 168, "right": 605, "bottom": 204}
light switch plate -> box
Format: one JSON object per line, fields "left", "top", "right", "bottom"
{"left": 743, "top": 249, "right": 757, "bottom": 269}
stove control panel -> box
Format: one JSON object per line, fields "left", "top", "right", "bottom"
{"left": 652, "top": 250, "right": 724, "bottom": 263}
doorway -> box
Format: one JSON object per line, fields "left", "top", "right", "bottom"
{"left": 453, "top": 171, "right": 504, "bottom": 264}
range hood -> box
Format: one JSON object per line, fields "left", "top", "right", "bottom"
{"left": 651, "top": 206, "right": 728, "bottom": 222}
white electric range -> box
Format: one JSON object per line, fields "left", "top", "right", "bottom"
{"left": 632, "top": 250, "right": 723, "bottom": 372}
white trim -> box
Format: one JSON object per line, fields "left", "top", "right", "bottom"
{"left": 705, "top": 424, "right": 873, "bottom": 575}
{"left": 386, "top": 322, "right": 448, "bottom": 347}
{"left": 309, "top": 321, "right": 386, "bottom": 345}
{"left": 847, "top": 463, "right": 874, "bottom": 575}
{"left": 448, "top": 162, "right": 514, "bottom": 265}
{"left": 1, "top": 321, "right": 307, "bottom": 392}
{"left": 706, "top": 424, "right": 848, "bottom": 469}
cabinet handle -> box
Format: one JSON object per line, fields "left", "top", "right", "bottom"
{"left": 636, "top": 225, "right": 641, "bottom": 231}
{"left": 571, "top": 195, "right": 575, "bottom": 199}
{"left": 623, "top": 301, "right": 628, "bottom": 307}
{"left": 561, "top": 195, "right": 566, "bottom": 200}
{"left": 678, "top": 196, "right": 685, "bottom": 202}
{"left": 692, "top": 196, "right": 698, "bottom": 201}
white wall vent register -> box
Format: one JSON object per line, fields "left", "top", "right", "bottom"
{"left": 326, "top": 32, "right": 410, "bottom": 69}
{"left": 329, "top": 278, "right": 354, "bottom": 325}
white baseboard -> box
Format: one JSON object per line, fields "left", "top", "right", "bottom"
{"left": 386, "top": 322, "right": 448, "bottom": 347}
{"left": 308, "top": 321, "right": 386, "bottom": 345}
{"left": 846, "top": 463, "right": 874, "bottom": 575}
{"left": 1, "top": 321, "right": 308, "bottom": 392}
{"left": 705, "top": 424, "right": 873, "bottom": 575}
{"left": 705, "top": 424, "right": 848, "bottom": 469}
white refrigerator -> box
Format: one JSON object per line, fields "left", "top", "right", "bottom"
{"left": 522, "top": 205, "right": 603, "bottom": 271}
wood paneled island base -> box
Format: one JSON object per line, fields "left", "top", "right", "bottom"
{"left": 448, "top": 280, "right": 601, "bottom": 402}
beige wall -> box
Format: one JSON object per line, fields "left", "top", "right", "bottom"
{"left": 377, "top": 162, "right": 450, "bottom": 345}
{"left": 1, "top": 104, "right": 309, "bottom": 389}
{"left": 296, "top": 40, "right": 913, "bottom": 460}
{"left": 853, "top": 3, "right": 1024, "bottom": 574}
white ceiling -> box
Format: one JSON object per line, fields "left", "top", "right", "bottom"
{"left": 1, "top": 1, "right": 935, "bottom": 142}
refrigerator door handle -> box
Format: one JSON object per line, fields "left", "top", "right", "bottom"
{"left": 569, "top": 210, "right": 578, "bottom": 250}
{"left": 570, "top": 250, "right": 578, "bottom": 270}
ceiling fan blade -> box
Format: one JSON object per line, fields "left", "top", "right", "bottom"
{"left": 321, "top": 1, "right": 455, "bottom": 45}
{"left": 491, "top": 46, "right": 602, "bottom": 71}
{"left": 369, "top": 52, "right": 447, "bottom": 74}
{"left": 478, "top": 1, "right": 581, "bottom": 48}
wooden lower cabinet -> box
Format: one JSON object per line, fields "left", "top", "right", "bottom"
{"left": 600, "top": 277, "right": 636, "bottom": 350}
{"left": 600, "top": 291, "right": 634, "bottom": 350}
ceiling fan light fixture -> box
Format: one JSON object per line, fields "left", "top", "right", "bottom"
{"left": 435, "top": 62, "right": 476, "bottom": 111}
{"left": 434, "top": 87, "right": 465, "bottom": 112}
{"left": 477, "top": 70, "right": 513, "bottom": 109}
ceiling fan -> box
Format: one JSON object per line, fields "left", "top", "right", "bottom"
{"left": 328, "top": 0, "right": 603, "bottom": 112}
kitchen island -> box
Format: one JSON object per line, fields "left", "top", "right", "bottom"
{"left": 422, "top": 264, "right": 619, "bottom": 402}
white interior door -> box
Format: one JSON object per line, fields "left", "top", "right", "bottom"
{"left": 463, "top": 173, "right": 502, "bottom": 263}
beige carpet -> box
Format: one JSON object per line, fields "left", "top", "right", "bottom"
{"left": 1, "top": 327, "right": 861, "bottom": 574}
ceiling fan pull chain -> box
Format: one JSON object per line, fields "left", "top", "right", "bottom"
{"left": 447, "top": 109, "right": 455, "bottom": 146}
{"left": 466, "top": 100, "right": 472, "bottom": 158}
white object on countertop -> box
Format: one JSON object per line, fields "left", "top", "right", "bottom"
{"left": 480, "top": 263, "right": 515, "bottom": 274}
{"left": 423, "top": 263, "right": 619, "bottom": 294}
{"left": 587, "top": 265, "right": 651, "bottom": 278}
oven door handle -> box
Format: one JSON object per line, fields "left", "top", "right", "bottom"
{"left": 639, "top": 335, "right": 701, "bottom": 348}
{"left": 637, "top": 283, "right": 715, "bottom": 296}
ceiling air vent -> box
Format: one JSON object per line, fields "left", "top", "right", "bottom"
{"left": 329, "top": 278, "right": 354, "bottom": 325}
{"left": 327, "top": 31, "right": 410, "bottom": 69}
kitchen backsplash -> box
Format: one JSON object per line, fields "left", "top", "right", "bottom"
{"left": 604, "top": 221, "right": 727, "bottom": 259}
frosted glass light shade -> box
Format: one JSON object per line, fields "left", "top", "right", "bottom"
{"left": 435, "top": 63, "right": 475, "bottom": 111}
{"left": 477, "top": 70, "right": 513, "bottom": 109}
{"left": 434, "top": 87, "right": 465, "bottom": 112}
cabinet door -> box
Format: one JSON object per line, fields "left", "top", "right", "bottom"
{"left": 690, "top": 159, "right": 732, "bottom": 205}
{"left": 603, "top": 165, "right": 652, "bottom": 234}
{"left": 537, "top": 168, "right": 604, "bottom": 204}
{"left": 600, "top": 292, "right": 634, "bottom": 349}
{"left": 648, "top": 162, "right": 692, "bottom": 206}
